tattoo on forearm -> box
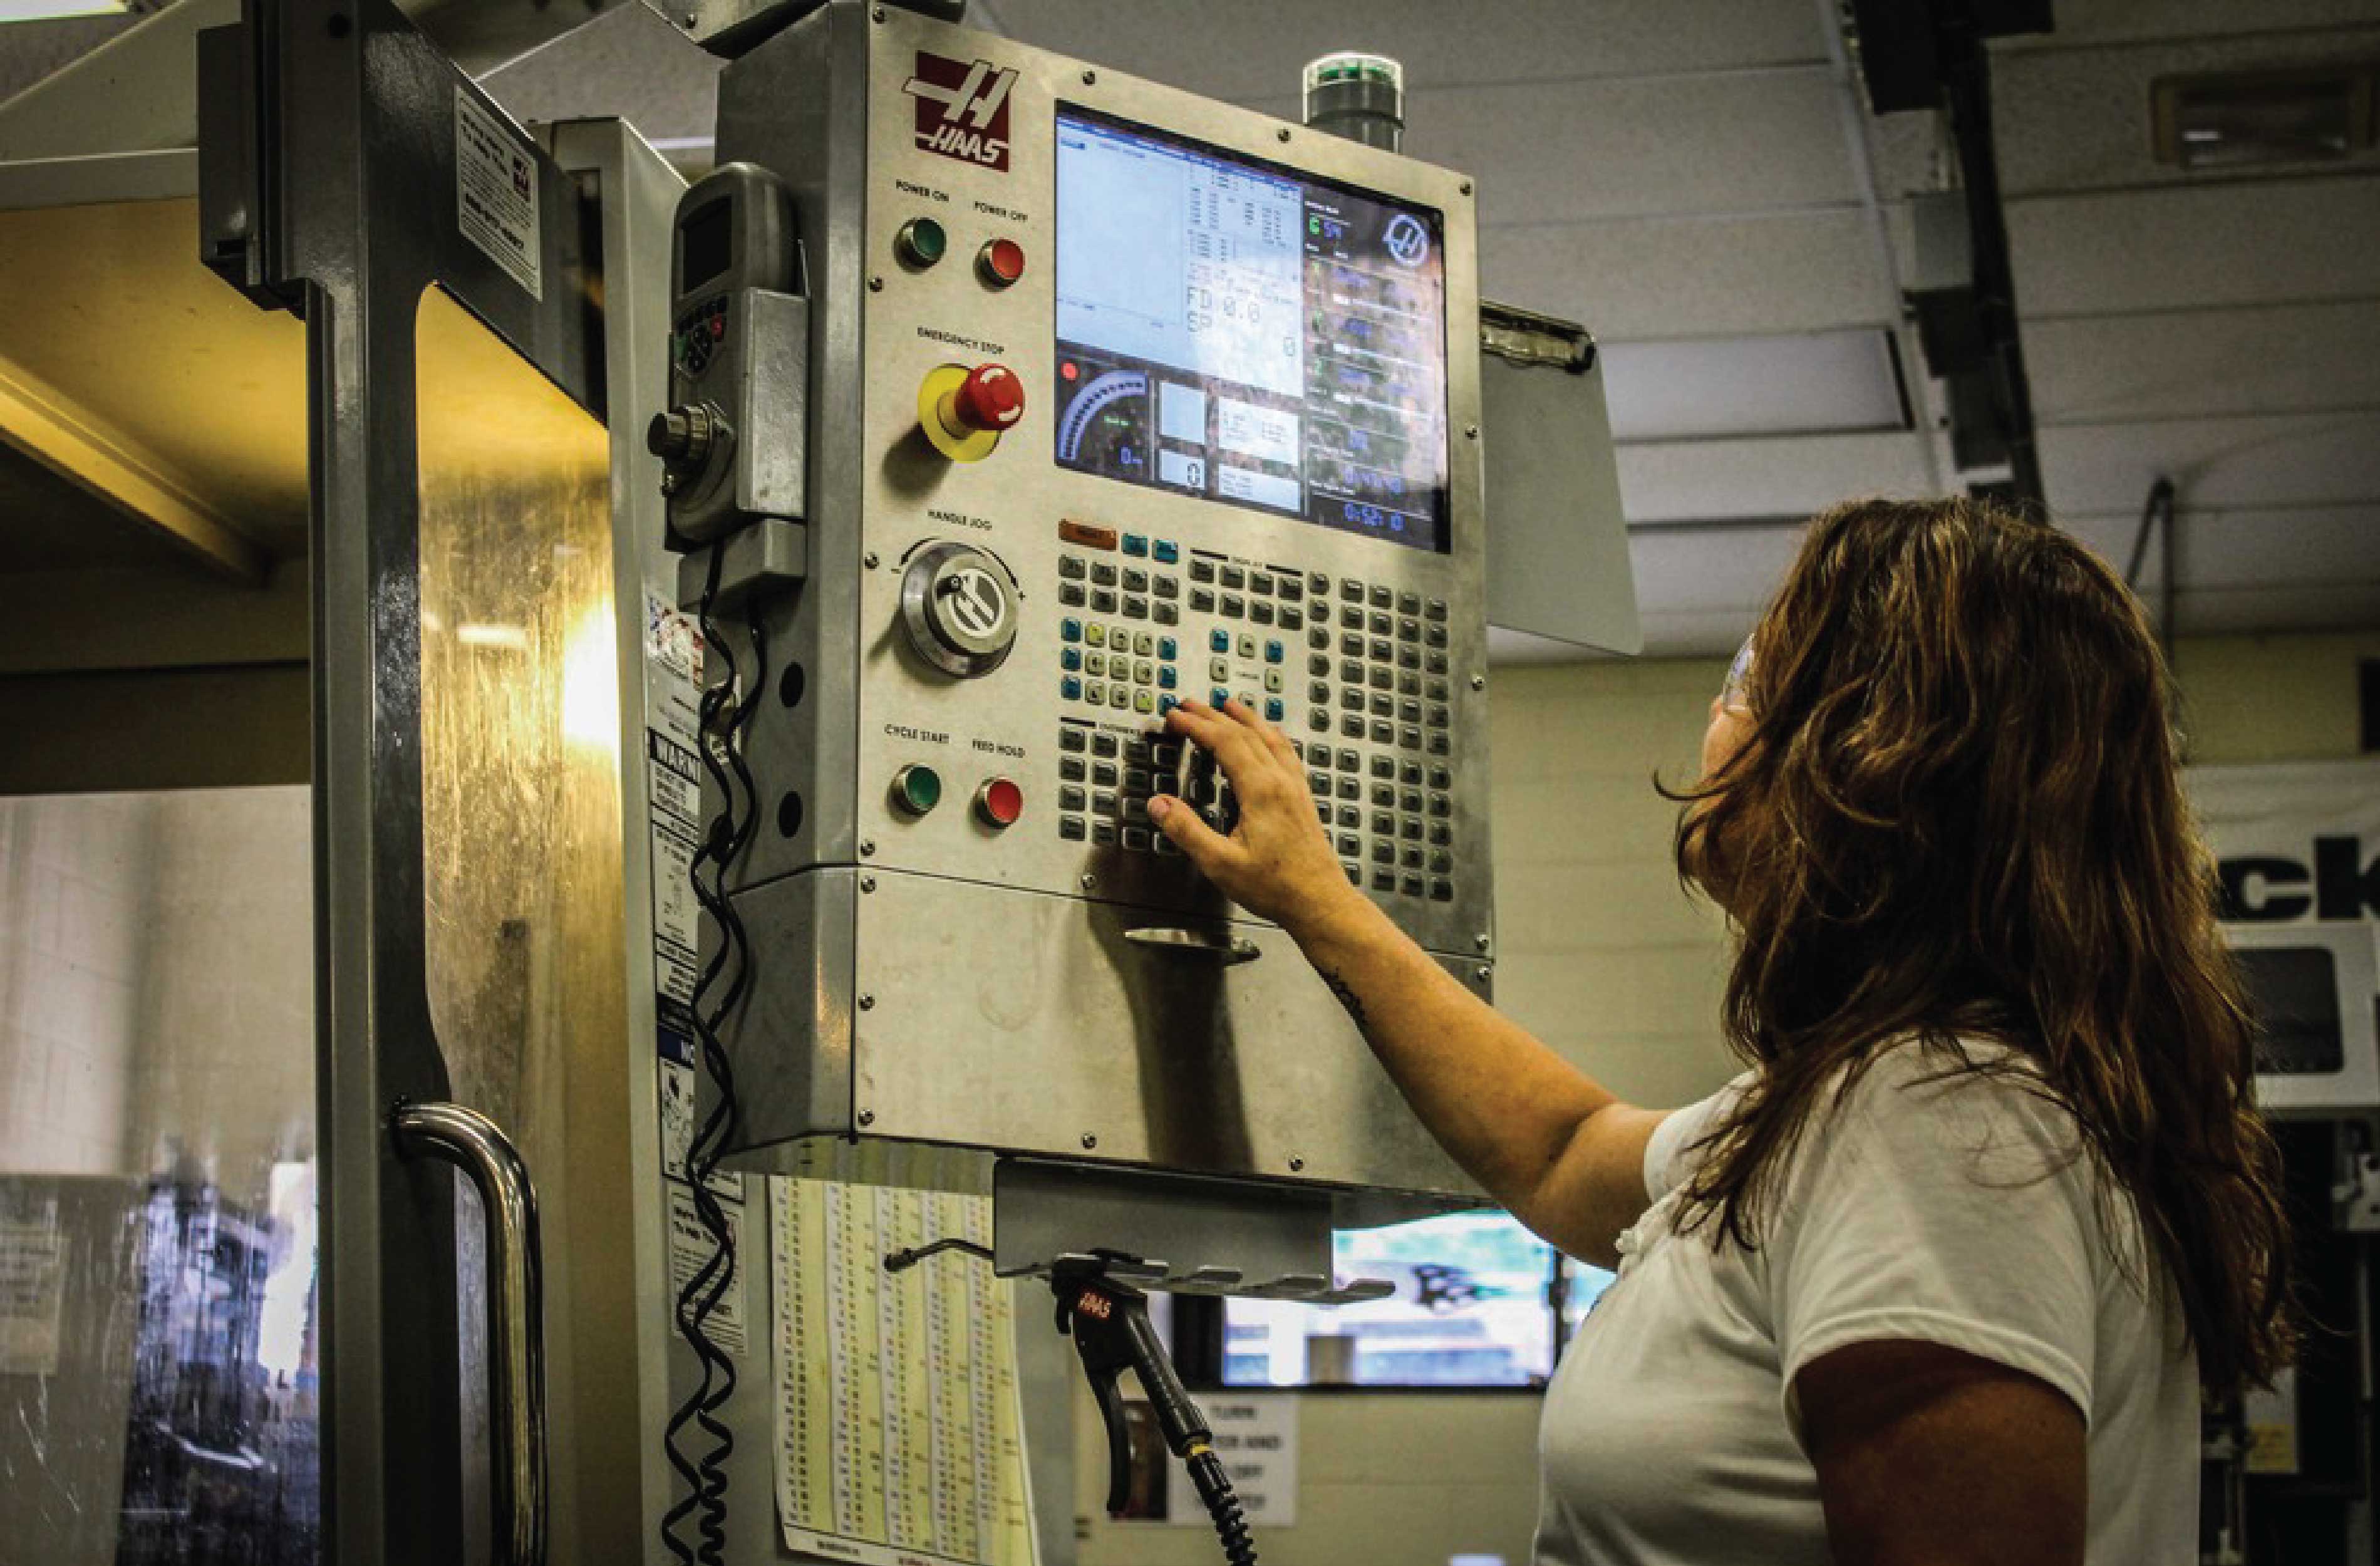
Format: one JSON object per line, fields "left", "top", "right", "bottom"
{"left": 1322, "top": 969, "right": 1368, "bottom": 1031}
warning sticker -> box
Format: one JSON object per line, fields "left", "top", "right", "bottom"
{"left": 0, "top": 1220, "right": 64, "bottom": 1377}
{"left": 667, "top": 1184, "right": 748, "bottom": 1357}
{"left": 453, "top": 88, "right": 542, "bottom": 300}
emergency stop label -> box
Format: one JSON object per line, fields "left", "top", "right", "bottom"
{"left": 454, "top": 88, "right": 542, "bottom": 300}
{"left": 903, "top": 50, "right": 1017, "bottom": 171}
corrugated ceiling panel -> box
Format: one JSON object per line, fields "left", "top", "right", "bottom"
{"left": 2026, "top": 300, "right": 2380, "bottom": 425}
{"left": 980, "top": 0, "right": 1826, "bottom": 100}
{"left": 1992, "top": 29, "right": 2380, "bottom": 197}
{"left": 1408, "top": 69, "right": 1856, "bottom": 227}
{"left": 2009, "top": 178, "right": 2380, "bottom": 316}
{"left": 1481, "top": 209, "right": 1888, "bottom": 338}
{"left": 1617, "top": 432, "right": 1937, "bottom": 522}
{"left": 2041, "top": 412, "right": 2380, "bottom": 515}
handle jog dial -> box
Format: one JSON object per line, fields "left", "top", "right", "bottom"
{"left": 899, "top": 541, "right": 1019, "bottom": 678}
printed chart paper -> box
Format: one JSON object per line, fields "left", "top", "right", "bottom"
{"left": 770, "top": 1180, "right": 1035, "bottom": 1566}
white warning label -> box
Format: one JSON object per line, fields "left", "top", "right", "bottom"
{"left": 453, "top": 88, "right": 542, "bottom": 300}
{"left": 668, "top": 1184, "right": 747, "bottom": 1357}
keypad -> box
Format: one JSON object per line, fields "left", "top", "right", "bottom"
{"left": 1051, "top": 547, "right": 1461, "bottom": 904}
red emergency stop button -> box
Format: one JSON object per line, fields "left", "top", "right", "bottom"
{"left": 978, "top": 237, "right": 1026, "bottom": 288}
{"left": 975, "top": 776, "right": 1024, "bottom": 829}
{"left": 952, "top": 363, "right": 1026, "bottom": 433}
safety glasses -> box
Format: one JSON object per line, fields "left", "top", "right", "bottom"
{"left": 1720, "top": 635, "right": 1756, "bottom": 715}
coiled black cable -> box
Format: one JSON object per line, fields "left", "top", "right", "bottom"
{"left": 661, "top": 544, "right": 771, "bottom": 1565}
{"left": 1185, "top": 1447, "right": 1258, "bottom": 1566}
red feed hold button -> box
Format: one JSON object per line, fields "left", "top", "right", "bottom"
{"left": 975, "top": 776, "right": 1025, "bottom": 829}
{"left": 978, "top": 237, "right": 1026, "bottom": 288}
{"left": 952, "top": 363, "right": 1027, "bottom": 433}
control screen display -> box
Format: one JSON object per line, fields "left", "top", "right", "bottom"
{"left": 1053, "top": 106, "right": 1451, "bottom": 552}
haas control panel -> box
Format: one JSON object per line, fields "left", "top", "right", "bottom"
{"left": 678, "top": 1, "right": 1493, "bottom": 1215}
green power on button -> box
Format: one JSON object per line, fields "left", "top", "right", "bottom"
{"left": 892, "top": 763, "right": 943, "bottom": 816}
{"left": 896, "top": 217, "right": 948, "bottom": 269}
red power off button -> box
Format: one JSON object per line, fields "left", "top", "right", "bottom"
{"left": 978, "top": 237, "right": 1026, "bottom": 288}
{"left": 975, "top": 776, "right": 1025, "bottom": 829}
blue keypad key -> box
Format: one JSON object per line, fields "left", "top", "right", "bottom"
{"left": 1210, "top": 687, "right": 1232, "bottom": 708}
{"left": 1157, "top": 666, "right": 1177, "bottom": 689}
{"left": 1152, "top": 538, "right": 1179, "bottom": 564}
{"left": 1264, "top": 640, "right": 1285, "bottom": 663}
{"left": 1158, "top": 694, "right": 1179, "bottom": 714}
{"left": 1061, "top": 618, "right": 1082, "bottom": 643}
{"left": 1209, "top": 628, "right": 1230, "bottom": 653}
{"left": 1265, "top": 698, "right": 1285, "bottom": 722}
{"left": 1061, "top": 648, "right": 1082, "bottom": 672}
{"left": 1122, "top": 533, "right": 1148, "bottom": 557}
{"left": 1158, "top": 636, "right": 1177, "bottom": 660}
{"left": 1061, "top": 675, "right": 1083, "bottom": 700}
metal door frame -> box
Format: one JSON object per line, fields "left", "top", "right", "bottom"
{"left": 199, "top": 3, "right": 606, "bottom": 1560}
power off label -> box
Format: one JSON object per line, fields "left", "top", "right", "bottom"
{"left": 454, "top": 88, "right": 543, "bottom": 300}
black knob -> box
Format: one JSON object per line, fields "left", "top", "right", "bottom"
{"left": 646, "top": 404, "right": 718, "bottom": 467}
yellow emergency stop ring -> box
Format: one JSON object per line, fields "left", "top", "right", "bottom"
{"left": 919, "top": 363, "right": 1003, "bottom": 463}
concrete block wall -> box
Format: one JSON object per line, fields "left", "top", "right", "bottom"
{"left": 0, "top": 793, "right": 157, "bottom": 1176}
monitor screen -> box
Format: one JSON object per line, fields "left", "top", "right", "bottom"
{"left": 1052, "top": 106, "right": 1451, "bottom": 552}
{"left": 2239, "top": 945, "right": 2347, "bottom": 1075}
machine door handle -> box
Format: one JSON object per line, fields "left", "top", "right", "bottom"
{"left": 1123, "top": 926, "right": 1262, "bottom": 965}
{"left": 392, "top": 1100, "right": 548, "bottom": 1566}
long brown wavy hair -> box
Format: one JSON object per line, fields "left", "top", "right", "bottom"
{"left": 1671, "top": 495, "right": 2291, "bottom": 1394}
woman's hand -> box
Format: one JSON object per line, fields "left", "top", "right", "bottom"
{"left": 1149, "top": 697, "right": 1363, "bottom": 938}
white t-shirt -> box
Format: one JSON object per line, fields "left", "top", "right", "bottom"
{"left": 1534, "top": 1040, "right": 2199, "bottom": 1565}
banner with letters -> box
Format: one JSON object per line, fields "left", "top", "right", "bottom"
{"left": 2189, "top": 759, "right": 2380, "bottom": 930}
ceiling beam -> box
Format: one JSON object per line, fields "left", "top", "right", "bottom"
{"left": 0, "top": 351, "right": 269, "bottom": 585}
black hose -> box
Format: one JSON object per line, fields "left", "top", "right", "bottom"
{"left": 1185, "top": 1448, "right": 1258, "bottom": 1566}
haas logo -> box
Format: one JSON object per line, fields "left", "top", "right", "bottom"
{"left": 904, "top": 51, "right": 1018, "bottom": 170}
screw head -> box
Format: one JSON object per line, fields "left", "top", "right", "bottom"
{"left": 860, "top": 839, "right": 877, "bottom": 857}
{"left": 864, "top": 551, "right": 881, "bottom": 569}
{"left": 868, "top": 275, "right": 884, "bottom": 293}
{"left": 871, "top": 5, "right": 886, "bottom": 19}
{"left": 1082, "top": 68, "right": 1097, "bottom": 85}
{"left": 1080, "top": 1133, "right": 1098, "bottom": 1149}
{"left": 1459, "top": 180, "right": 1474, "bottom": 195}
{"left": 858, "top": 993, "right": 876, "bottom": 1010}
{"left": 1288, "top": 1155, "right": 1305, "bottom": 1173}
{"left": 860, "top": 875, "right": 877, "bottom": 894}
{"left": 1474, "top": 964, "right": 1491, "bottom": 983}
{"left": 1471, "top": 673, "right": 1486, "bottom": 690}
{"left": 858, "top": 1109, "right": 876, "bottom": 1126}
{"left": 1464, "top": 423, "right": 1480, "bottom": 439}
{"left": 1474, "top": 933, "right": 1491, "bottom": 951}
{"left": 1080, "top": 873, "right": 1097, "bottom": 890}
{"left": 1277, "top": 127, "right": 1292, "bottom": 143}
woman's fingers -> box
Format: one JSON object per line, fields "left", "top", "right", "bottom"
{"left": 1147, "top": 792, "right": 1234, "bottom": 867}
{"left": 1166, "top": 698, "right": 1276, "bottom": 788}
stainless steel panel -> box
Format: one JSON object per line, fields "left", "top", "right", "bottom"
{"left": 846, "top": 4, "right": 1496, "bottom": 960}
{"left": 709, "top": 866, "right": 859, "bottom": 1152}
{"left": 707, "top": 1, "right": 1495, "bottom": 1215}
{"left": 848, "top": 869, "right": 1482, "bottom": 1200}
{"left": 1479, "top": 328, "right": 1642, "bottom": 655}
{"left": 991, "top": 1159, "right": 1335, "bottom": 1287}
{"left": 544, "top": 114, "right": 703, "bottom": 1566}
{"left": 413, "top": 283, "right": 629, "bottom": 1566}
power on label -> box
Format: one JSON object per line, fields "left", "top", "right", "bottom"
{"left": 453, "top": 88, "right": 544, "bottom": 299}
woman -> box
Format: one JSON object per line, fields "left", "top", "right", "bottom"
{"left": 1146, "top": 497, "right": 2290, "bottom": 1564}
